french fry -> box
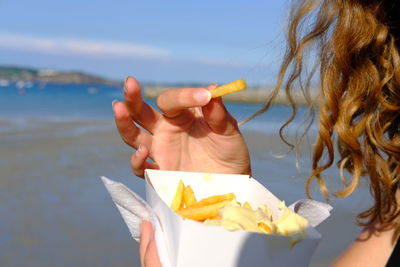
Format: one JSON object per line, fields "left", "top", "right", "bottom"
{"left": 178, "top": 200, "right": 232, "bottom": 221}
{"left": 170, "top": 180, "right": 185, "bottom": 211}
{"left": 258, "top": 221, "right": 273, "bottom": 233}
{"left": 190, "top": 193, "right": 236, "bottom": 208}
{"left": 183, "top": 185, "right": 197, "bottom": 208}
{"left": 209, "top": 78, "right": 247, "bottom": 98}
{"left": 243, "top": 201, "right": 252, "bottom": 209}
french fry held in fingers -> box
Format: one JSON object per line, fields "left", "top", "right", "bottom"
{"left": 209, "top": 78, "right": 247, "bottom": 98}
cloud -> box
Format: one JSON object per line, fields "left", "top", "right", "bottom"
{"left": 0, "top": 32, "right": 171, "bottom": 60}
{"left": 195, "top": 58, "right": 241, "bottom": 67}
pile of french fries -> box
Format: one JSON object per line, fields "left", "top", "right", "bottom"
{"left": 170, "top": 180, "right": 238, "bottom": 221}
{"left": 170, "top": 180, "right": 309, "bottom": 238}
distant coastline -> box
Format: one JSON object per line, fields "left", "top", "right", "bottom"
{"left": 0, "top": 66, "right": 120, "bottom": 86}
{"left": 0, "top": 66, "right": 318, "bottom": 105}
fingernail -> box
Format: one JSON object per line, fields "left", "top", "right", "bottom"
{"left": 208, "top": 82, "right": 218, "bottom": 88}
{"left": 112, "top": 100, "right": 117, "bottom": 112}
{"left": 124, "top": 76, "right": 131, "bottom": 93}
{"left": 135, "top": 144, "right": 144, "bottom": 156}
{"left": 194, "top": 89, "right": 212, "bottom": 104}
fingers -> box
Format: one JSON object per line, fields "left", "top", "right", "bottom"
{"left": 124, "top": 77, "right": 162, "bottom": 133}
{"left": 202, "top": 97, "right": 239, "bottom": 135}
{"left": 114, "top": 101, "right": 159, "bottom": 177}
{"left": 156, "top": 88, "right": 211, "bottom": 118}
{"left": 143, "top": 234, "right": 162, "bottom": 267}
{"left": 139, "top": 221, "right": 153, "bottom": 267}
{"left": 131, "top": 145, "right": 159, "bottom": 178}
{"left": 140, "top": 221, "right": 162, "bottom": 267}
{"left": 202, "top": 84, "right": 239, "bottom": 135}
{"left": 156, "top": 85, "right": 238, "bottom": 135}
{"left": 113, "top": 101, "right": 152, "bottom": 149}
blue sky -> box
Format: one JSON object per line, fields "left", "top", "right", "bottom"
{"left": 0, "top": 0, "right": 290, "bottom": 84}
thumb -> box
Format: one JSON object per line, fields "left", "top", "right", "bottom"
{"left": 140, "top": 221, "right": 162, "bottom": 267}
{"left": 144, "top": 235, "right": 162, "bottom": 267}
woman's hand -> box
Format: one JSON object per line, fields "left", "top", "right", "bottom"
{"left": 113, "top": 76, "right": 251, "bottom": 177}
{"left": 140, "top": 221, "right": 162, "bottom": 267}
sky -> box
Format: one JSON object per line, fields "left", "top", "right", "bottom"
{"left": 0, "top": 0, "right": 291, "bottom": 84}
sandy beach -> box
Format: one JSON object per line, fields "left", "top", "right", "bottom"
{"left": 0, "top": 116, "right": 373, "bottom": 267}
{"left": 0, "top": 118, "right": 142, "bottom": 266}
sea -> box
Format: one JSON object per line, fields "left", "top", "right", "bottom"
{"left": 0, "top": 81, "right": 373, "bottom": 266}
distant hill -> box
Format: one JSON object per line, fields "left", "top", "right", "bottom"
{"left": 0, "top": 66, "right": 121, "bottom": 86}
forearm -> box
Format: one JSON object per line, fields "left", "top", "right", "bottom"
{"left": 332, "top": 225, "right": 396, "bottom": 267}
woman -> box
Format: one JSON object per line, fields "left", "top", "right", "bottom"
{"left": 112, "top": 0, "right": 400, "bottom": 266}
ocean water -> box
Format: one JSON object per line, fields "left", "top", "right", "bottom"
{"left": 0, "top": 81, "right": 316, "bottom": 131}
{"left": 0, "top": 82, "right": 372, "bottom": 266}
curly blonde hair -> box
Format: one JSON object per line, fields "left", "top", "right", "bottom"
{"left": 245, "top": 0, "right": 400, "bottom": 239}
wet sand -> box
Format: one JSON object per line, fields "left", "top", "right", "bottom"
{"left": 0, "top": 118, "right": 373, "bottom": 266}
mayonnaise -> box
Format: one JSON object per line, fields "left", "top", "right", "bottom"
{"left": 204, "top": 201, "right": 308, "bottom": 240}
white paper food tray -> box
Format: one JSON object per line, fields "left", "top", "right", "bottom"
{"left": 144, "top": 169, "right": 327, "bottom": 267}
